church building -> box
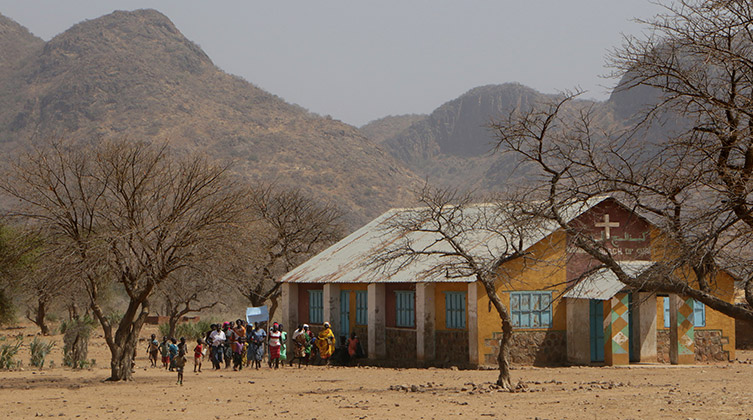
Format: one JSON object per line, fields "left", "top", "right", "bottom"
{"left": 279, "top": 197, "right": 736, "bottom": 366}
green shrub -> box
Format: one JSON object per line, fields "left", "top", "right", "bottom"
{"left": 59, "top": 314, "right": 96, "bottom": 335}
{"left": 0, "top": 335, "right": 23, "bottom": 369}
{"left": 158, "top": 319, "right": 216, "bottom": 341}
{"left": 29, "top": 336, "right": 55, "bottom": 368}
{"left": 63, "top": 316, "right": 95, "bottom": 369}
{"left": 0, "top": 289, "right": 16, "bottom": 326}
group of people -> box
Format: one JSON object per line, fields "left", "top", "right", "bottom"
{"left": 147, "top": 319, "right": 362, "bottom": 385}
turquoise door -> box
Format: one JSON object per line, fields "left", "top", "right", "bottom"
{"left": 628, "top": 293, "right": 636, "bottom": 362}
{"left": 589, "top": 299, "right": 605, "bottom": 363}
{"left": 340, "top": 290, "right": 350, "bottom": 339}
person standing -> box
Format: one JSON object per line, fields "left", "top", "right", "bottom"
{"left": 146, "top": 334, "right": 159, "bottom": 368}
{"left": 193, "top": 338, "right": 204, "bottom": 373}
{"left": 247, "top": 322, "right": 266, "bottom": 369}
{"left": 167, "top": 338, "right": 179, "bottom": 372}
{"left": 209, "top": 324, "right": 226, "bottom": 370}
{"left": 278, "top": 324, "right": 288, "bottom": 367}
{"left": 159, "top": 336, "right": 170, "bottom": 370}
{"left": 316, "top": 322, "right": 335, "bottom": 365}
{"left": 268, "top": 323, "right": 282, "bottom": 369}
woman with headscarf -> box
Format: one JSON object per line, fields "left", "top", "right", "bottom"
{"left": 246, "top": 322, "right": 266, "bottom": 369}
{"left": 316, "top": 322, "right": 335, "bottom": 365}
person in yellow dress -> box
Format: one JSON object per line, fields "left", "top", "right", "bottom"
{"left": 316, "top": 322, "right": 335, "bottom": 364}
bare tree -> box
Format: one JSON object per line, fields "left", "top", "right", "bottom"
{"left": 0, "top": 139, "right": 243, "bottom": 380}
{"left": 0, "top": 222, "right": 39, "bottom": 325}
{"left": 225, "top": 185, "right": 343, "bottom": 319}
{"left": 22, "top": 249, "right": 74, "bottom": 335}
{"left": 371, "top": 186, "right": 552, "bottom": 390}
{"left": 154, "top": 266, "right": 222, "bottom": 338}
{"left": 492, "top": 85, "right": 753, "bottom": 322}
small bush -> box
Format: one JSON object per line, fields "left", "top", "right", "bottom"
{"left": 0, "top": 335, "right": 23, "bottom": 369}
{"left": 29, "top": 336, "right": 55, "bottom": 368}
{"left": 63, "top": 316, "right": 95, "bottom": 369}
{"left": 59, "top": 314, "right": 96, "bottom": 335}
{"left": 0, "top": 289, "right": 16, "bottom": 326}
{"left": 159, "top": 319, "right": 215, "bottom": 341}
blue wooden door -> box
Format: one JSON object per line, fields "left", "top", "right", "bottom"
{"left": 589, "top": 299, "right": 605, "bottom": 363}
{"left": 340, "top": 290, "right": 350, "bottom": 338}
{"left": 628, "top": 293, "right": 636, "bottom": 362}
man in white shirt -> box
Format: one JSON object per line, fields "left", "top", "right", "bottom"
{"left": 208, "top": 324, "right": 226, "bottom": 370}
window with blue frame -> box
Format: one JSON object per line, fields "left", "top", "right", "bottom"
{"left": 445, "top": 291, "right": 466, "bottom": 329}
{"left": 309, "top": 290, "right": 323, "bottom": 324}
{"left": 510, "top": 291, "right": 552, "bottom": 328}
{"left": 395, "top": 290, "right": 415, "bottom": 328}
{"left": 663, "top": 297, "right": 705, "bottom": 328}
{"left": 355, "top": 290, "right": 368, "bottom": 325}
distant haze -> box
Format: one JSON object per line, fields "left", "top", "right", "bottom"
{"left": 0, "top": 1, "right": 663, "bottom": 126}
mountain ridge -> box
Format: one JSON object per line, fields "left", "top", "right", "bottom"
{"left": 0, "top": 9, "right": 421, "bottom": 227}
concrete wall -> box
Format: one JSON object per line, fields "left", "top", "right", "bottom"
{"left": 566, "top": 298, "right": 590, "bottom": 364}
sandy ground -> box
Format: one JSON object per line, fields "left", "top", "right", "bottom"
{"left": 2, "top": 323, "right": 753, "bottom": 420}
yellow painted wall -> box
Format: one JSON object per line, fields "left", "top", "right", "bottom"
{"left": 475, "top": 223, "right": 737, "bottom": 366}
{"left": 653, "top": 270, "right": 736, "bottom": 359}
{"left": 475, "top": 230, "right": 568, "bottom": 365}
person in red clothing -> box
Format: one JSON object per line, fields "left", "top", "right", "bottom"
{"left": 193, "top": 338, "right": 204, "bottom": 373}
{"left": 347, "top": 332, "right": 360, "bottom": 364}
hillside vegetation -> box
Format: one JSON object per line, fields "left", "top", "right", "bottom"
{"left": 0, "top": 10, "right": 420, "bottom": 227}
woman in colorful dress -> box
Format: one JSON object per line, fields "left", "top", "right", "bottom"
{"left": 246, "top": 323, "right": 266, "bottom": 369}
{"left": 268, "top": 322, "right": 282, "bottom": 369}
{"left": 278, "top": 324, "right": 288, "bottom": 367}
{"left": 316, "top": 322, "right": 335, "bottom": 365}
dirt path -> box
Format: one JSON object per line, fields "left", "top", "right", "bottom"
{"left": 2, "top": 324, "right": 751, "bottom": 419}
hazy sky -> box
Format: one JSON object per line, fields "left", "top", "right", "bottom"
{"left": 0, "top": 1, "right": 664, "bottom": 126}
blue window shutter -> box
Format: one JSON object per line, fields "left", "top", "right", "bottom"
{"left": 510, "top": 291, "right": 552, "bottom": 329}
{"left": 355, "top": 291, "right": 368, "bottom": 325}
{"left": 395, "top": 291, "right": 415, "bottom": 328}
{"left": 309, "top": 290, "right": 323, "bottom": 324}
{"left": 510, "top": 293, "right": 520, "bottom": 328}
{"left": 445, "top": 292, "right": 466, "bottom": 329}
{"left": 694, "top": 300, "right": 706, "bottom": 327}
{"left": 663, "top": 297, "right": 670, "bottom": 328}
{"left": 541, "top": 293, "right": 551, "bottom": 327}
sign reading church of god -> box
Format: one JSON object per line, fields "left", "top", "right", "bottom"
{"left": 565, "top": 199, "right": 652, "bottom": 283}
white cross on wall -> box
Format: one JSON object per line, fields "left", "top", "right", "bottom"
{"left": 595, "top": 214, "right": 620, "bottom": 239}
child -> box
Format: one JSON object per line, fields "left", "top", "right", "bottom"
{"left": 178, "top": 337, "right": 188, "bottom": 357}
{"left": 146, "top": 334, "right": 159, "bottom": 368}
{"left": 232, "top": 336, "right": 245, "bottom": 371}
{"left": 167, "top": 338, "right": 178, "bottom": 372}
{"left": 174, "top": 348, "right": 187, "bottom": 385}
{"left": 159, "top": 337, "right": 170, "bottom": 370}
{"left": 193, "top": 338, "right": 204, "bottom": 373}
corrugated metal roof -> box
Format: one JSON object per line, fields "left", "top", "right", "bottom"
{"left": 563, "top": 261, "right": 656, "bottom": 300}
{"left": 279, "top": 196, "right": 611, "bottom": 284}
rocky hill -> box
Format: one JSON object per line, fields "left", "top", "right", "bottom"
{"left": 0, "top": 10, "right": 421, "bottom": 227}
{"left": 359, "top": 114, "right": 427, "bottom": 145}
{"left": 367, "top": 83, "right": 661, "bottom": 192}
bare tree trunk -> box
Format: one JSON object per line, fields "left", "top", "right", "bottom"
{"left": 496, "top": 317, "right": 513, "bottom": 389}
{"left": 479, "top": 275, "right": 514, "bottom": 391}
{"left": 268, "top": 294, "right": 279, "bottom": 322}
{"left": 167, "top": 316, "right": 178, "bottom": 339}
{"left": 93, "top": 296, "right": 151, "bottom": 381}
{"left": 35, "top": 297, "right": 50, "bottom": 336}
{"left": 28, "top": 295, "right": 50, "bottom": 335}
